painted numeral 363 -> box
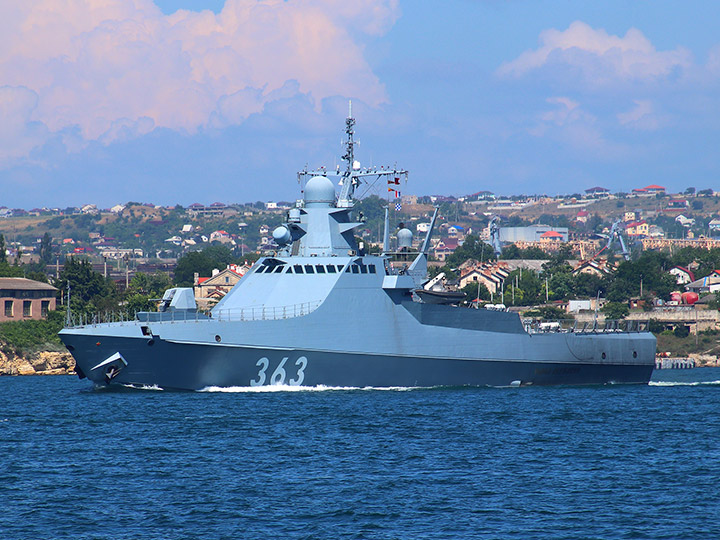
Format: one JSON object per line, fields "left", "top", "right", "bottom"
{"left": 250, "top": 356, "right": 307, "bottom": 386}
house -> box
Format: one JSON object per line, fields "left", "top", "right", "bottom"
{"left": 631, "top": 185, "right": 664, "bottom": 196}
{"left": 625, "top": 220, "right": 649, "bottom": 237}
{"left": 433, "top": 238, "right": 459, "bottom": 262}
{"left": 675, "top": 214, "right": 695, "bottom": 227}
{"left": 572, "top": 260, "right": 612, "bottom": 278}
{"left": 209, "top": 230, "right": 231, "bottom": 243}
{"left": 459, "top": 262, "right": 510, "bottom": 294}
{"left": 667, "top": 199, "right": 688, "bottom": 209}
{"left": 401, "top": 195, "right": 419, "bottom": 205}
{"left": 709, "top": 218, "right": 720, "bottom": 232}
{"left": 669, "top": 266, "right": 695, "bottom": 285}
{"left": 187, "top": 202, "right": 229, "bottom": 217}
{"left": 539, "top": 231, "right": 564, "bottom": 243}
{"left": 194, "top": 264, "right": 251, "bottom": 309}
{"left": 0, "top": 278, "right": 57, "bottom": 321}
{"left": 110, "top": 204, "right": 126, "bottom": 213}
{"left": 584, "top": 186, "right": 610, "bottom": 197}
{"left": 685, "top": 274, "right": 720, "bottom": 295}
{"left": 576, "top": 210, "right": 589, "bottom": 223}
{"left": 623, "top": 211, "right": 637, "bottom": 222}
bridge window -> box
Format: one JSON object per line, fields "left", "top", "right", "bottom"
{"left": 351, "top": 265, "right": 360, "bottom": 274}
{"left": 359, "top": 264, "right": 368, "bottom": 274}
{"left": 316, "top": 265, "right": 326, "bottom": 273}
{"left": 326, "top": 265, "right": 337, "bottom": 273}
{"left": 304, "top": 264, "right": 315, "bottom": 274}
{"left": 293, "top": 265, "right": 304, "bottom": 274}
{"left": 369, "top": 265, "right": 377, "bottom": 274}
{"left": 273, "top": 265, "right": 284, "bottom": 273}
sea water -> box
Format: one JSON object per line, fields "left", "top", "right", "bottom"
{"left": 1, "top": 370, "right": 719, "bottom": 540}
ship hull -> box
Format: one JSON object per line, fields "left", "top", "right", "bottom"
{"left": 60, "top": 332, "right": 654, "bottom": 390}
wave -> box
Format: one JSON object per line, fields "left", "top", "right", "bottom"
{"left": 649, "top": 380, "right": 720, "bottom": 387}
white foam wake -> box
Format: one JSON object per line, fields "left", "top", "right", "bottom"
{"left": 120, "top": 383, "right": 164, "bottom": 391}
{"left": 197, "top": 384, "right": 419, "bottom": 393}
{"left": 649, "top": 380, "right": 720, "bottom": 387}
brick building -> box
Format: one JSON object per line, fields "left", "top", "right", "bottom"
{"left": 0, "top": 278, "right": 57, "bottom": 321}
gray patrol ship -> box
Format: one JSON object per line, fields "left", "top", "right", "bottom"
{"left": 59, "top": 109, "right": 656, "bottom": 389}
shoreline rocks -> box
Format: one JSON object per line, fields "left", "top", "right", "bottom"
{"left": 0, "top": 350, "right": 75, "bottom": 376}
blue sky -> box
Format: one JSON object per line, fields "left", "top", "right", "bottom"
{"left": 1, "top": 0, "right": 719, "bottom": 208}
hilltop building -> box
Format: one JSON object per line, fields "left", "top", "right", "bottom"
{"left": 499, "top": 225, "right": 569, "bottom": 243}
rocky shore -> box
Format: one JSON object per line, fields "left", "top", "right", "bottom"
{"left": 0, "top": 350, "right": 75, "bottom": 376}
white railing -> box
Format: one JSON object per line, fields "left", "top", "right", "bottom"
{"left": 523, "top": 318, "right": 649, "bottom": 334}
{"left": 65, "top": 300, "right": 323, "bottom": 328}
{"left": 212, "top": 300, "right": 322, "bottom": 322}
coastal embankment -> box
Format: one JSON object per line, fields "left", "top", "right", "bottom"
{"left": 0, "top": 350, "right": 74, "bottom": 376}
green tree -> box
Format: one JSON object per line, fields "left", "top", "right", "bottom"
{"left": 460, "top": 281, "right": 490, "bottom": 304}
{"left": 123, "top": 272, "right": 174, "bottom": 314}
{"left": 54, "top": 257, "right": 118, "bottom": 315}
{"left": 602, "top": 302, "right": 630, "bottom": 320}
{"left": 0, "top": 262, "right": 23, "bottom": 277}
{"left": 673, "top": 324, "right": 690, "bottom": 338}
{"left": 40, "top": 233, "right": 53, "bottom": 265}
{"left": 0, "top": 234, "right": 6, "bottom": 264}
{"left": 174, "top": 245, "right": 237, "bottom": 286}
{"left": 524, "top": 306, "right": 568, "bottom": 320}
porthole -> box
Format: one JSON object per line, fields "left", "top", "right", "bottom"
{"left": 601, "top": 352, "right": 606, "bottom": 359}
{"left": 147, "top": 339, "right": 155, "bottom": 346}
{"left": 633, "top": 351, "right": 638, "bottom": 358}
{"left": 215, "top": 335, "right": 222, "bottom": 343}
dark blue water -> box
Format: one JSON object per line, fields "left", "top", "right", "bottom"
{"left": 1, "top": 371, "right": 719, "bottom": 540}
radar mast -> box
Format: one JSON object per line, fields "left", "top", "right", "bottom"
{"left": 297, "top": 102, "right": 408, "bottom": 209}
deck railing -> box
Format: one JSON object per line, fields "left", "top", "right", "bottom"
{"left": 523, "top": 318, "right": 649, "bottom": 334}
{"left": 64, "top": 300, "right": 323, "bottom": 328}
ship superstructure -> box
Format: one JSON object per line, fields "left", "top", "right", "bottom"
{"left": 59, "top": 109, "right": 656, "bottom": 389}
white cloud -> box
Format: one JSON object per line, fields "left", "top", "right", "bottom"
{"left": 0, "top": 0, "right": 398, "bottom": 160}
{"left": 498, "top": 21, "right": 693, "bottom": 85}
{"left": 526, "top": 96, "right": 627, "bottom": 159}
{"left": 0, "top": 86, "right": 49, "bottom": 165}
{"left": 617, "top": 100, "right": 660, "bottom": 130}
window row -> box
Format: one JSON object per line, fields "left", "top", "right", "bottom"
{"left": 255, "top": 263, "right": 378, "bottom": 275}
{"left": 3, "top": 300, "right": 50, "bottom": 318}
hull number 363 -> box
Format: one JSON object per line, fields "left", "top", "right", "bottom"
{"left": 250, "top": 356, "right": 308, "bottom": 386}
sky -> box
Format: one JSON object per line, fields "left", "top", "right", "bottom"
{"left": 1, "top": 0, "right": 719, "bottom": 208}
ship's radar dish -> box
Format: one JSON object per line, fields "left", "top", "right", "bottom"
{"left": 397, "top": 227, "right": 413, "bottom": 249}
{"left": 304, "top": 175, "right": 336, "bottom": 207}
